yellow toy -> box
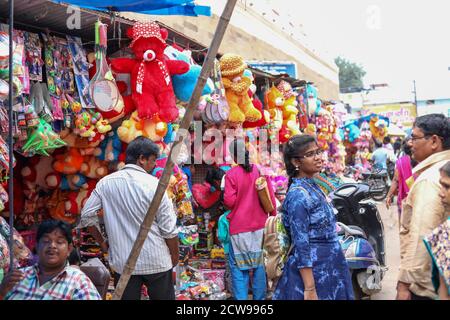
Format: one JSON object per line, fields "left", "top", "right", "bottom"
{"left": 305, "top": 123, "right": 317, "bottom": 136}
{"left": 219, "top": 54, "right": 261, "bottom": 123}
{"left": 142, "top": 115, "right": 168, "bottom": 143}
{"left": 117, "top": 111, "right": 144, "bottom": 144}
{"left": 277, "top": 80, "right": 301, "bottom": 138}
{"left": 369, "top": 116, "right": 388, "bottom": 143}
{"left": 265, "top": 85, "right": 284, "bottom": 138}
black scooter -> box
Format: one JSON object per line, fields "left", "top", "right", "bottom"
{"left": 329, "top": 183, "right": 388, "bottom": 299}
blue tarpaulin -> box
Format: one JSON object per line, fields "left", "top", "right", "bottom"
{"left": 354, "top": 113, "right": 390, "bottom": 127}
{"left": 54, "top": 0, "right": 211, "bottom": 16}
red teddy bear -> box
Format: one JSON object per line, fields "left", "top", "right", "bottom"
{"left": 111, "top": 22, "right": 189, "bottom": 122}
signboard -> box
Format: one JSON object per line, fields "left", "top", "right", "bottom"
{"left": 247, "top": 61, "right": 298, "bottom": 79}
{"left": 362, "top": 103, "right": 417, "bottom": 128}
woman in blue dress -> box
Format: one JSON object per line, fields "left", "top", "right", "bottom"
{"left": 273, "top": 135, "right": 354, "bottom": 300}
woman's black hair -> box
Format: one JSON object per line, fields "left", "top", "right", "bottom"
{"left": 414, "top": 114, "right": 450, "bottom": 150}
{"left": 440, "top": 161, "right": 450, "bottom": 178}
{"left": 36, "top": 220, "right": 73, "bottom": 245}
{"left": 283, "top": 134, "right": 317, "bottom": 188}
{"left": 205, "top": 166, "right": 225, "bottom": 186}
{"left": 402, "top": 138, "right": 418, "bottom": 167}
{"left": 229, "top": 139, "right": 252, "bottom": 172}
{"left": 402, "top": 138, "right": 412, "bottom": 156}
{"left": 125, "top": 136, "right": 160, "bottom": 164}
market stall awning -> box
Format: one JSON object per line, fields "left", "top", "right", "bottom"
{"left": 53, "top": 0, "right": 211, "bottom": 16}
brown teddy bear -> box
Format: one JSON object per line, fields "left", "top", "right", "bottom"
{"left": 219, "top": 54, "right": 261, "bottom": 124}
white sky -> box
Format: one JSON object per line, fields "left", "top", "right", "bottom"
{"left": 204, "top": 0, "right": 450, "bottom": 101}
{"left": 263, "top": 0, "right": 450, "bottom": 101}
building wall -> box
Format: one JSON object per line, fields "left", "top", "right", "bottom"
{"left": 362, "top": 103, "right": 417, "bottom": 128}
{"left": 121, "top": 2, "right": 340, "bottom": 100}
{"left": 417, "top": 99, "right": 450, "bottom": 117}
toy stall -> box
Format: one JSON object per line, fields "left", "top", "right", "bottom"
{"left": 338, "top": 113, "right": 390, "bottom": 177}
{"left": 0, "top": 0, "right": 228, "bottom": 300}
{"left": 0, "top": 0, "right": 356, "bottom": 300}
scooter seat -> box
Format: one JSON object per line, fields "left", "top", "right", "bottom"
{"left": 337, "top": 222, "right": 367, "bottom": 239}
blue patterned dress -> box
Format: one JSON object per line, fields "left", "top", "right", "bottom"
{"left": 273, "top": 177, "right": 354, "bottom": 300}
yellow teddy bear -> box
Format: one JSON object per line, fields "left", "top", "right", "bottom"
{"left": 277, "top": 80, "right": 301, "bottom": 138}
{"left": 220, "top": 54, "right": 261, "bottom": 123}
{"left": 117, "top": 111, "right": 144, "bottom": 144}
{"left": 265, "top": 85, "right": 284, "bottom": 130}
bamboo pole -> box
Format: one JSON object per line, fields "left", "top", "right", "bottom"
{"left": 112, "top": 0, "right": 238, "bottom": 300}
{"left": 8, "top": 0, "right": 15, "bottom": 271}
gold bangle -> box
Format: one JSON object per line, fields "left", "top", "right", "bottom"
{"left": 304, "top": 287, "right": 316, "bottom": 292}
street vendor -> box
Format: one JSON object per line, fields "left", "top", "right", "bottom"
{"left": 0, "top": 220, "right": 101, "bottom": 300}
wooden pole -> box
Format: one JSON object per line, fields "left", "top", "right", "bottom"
{"left": 112, "top": 0, "right": 238, "bottom": 300}
{"left": 8, "top": 0, "right": 15, "bottom": 271}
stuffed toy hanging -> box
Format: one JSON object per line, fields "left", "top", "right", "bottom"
{"left": 111, "top": 21, "right": 189, "bottom": 122}
{"left": 277, "top": 80, "right": 301, "bottom": 139}
{"left": 45, "top": 172, "right": 89, "bottom": 191}
{"left": 265, "top": 86, "right": 284, "bottom": 140}
{"left": 242, "top": 70, "right": 268, "bottom": 128}
{"left": 94, "top": 130, "right": 123, "bottom": 162}
{"left": 165, "top": 46, "right": 213, "bottom": 102}
{"left": 219, "top": 54, "right": 261, "bottom": 124}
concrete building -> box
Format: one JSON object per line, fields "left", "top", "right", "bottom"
{"left": 417, "top": 99, "right": 450, "bottom": 117}
{"left": 121, "top": 0, "right": 340, "bottom": 100}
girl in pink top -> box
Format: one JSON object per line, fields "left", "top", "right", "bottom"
{"left": 223, "top": 139, "right": 276, "bottom": 300}
{"left": 224, "top": 147, "right": 276, "bottom": 235}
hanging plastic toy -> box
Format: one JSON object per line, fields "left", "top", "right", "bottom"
{"left": 22, "top": 118, "right": 66, "bottom": 156}
{"left": 89, "top": 21, "right": 123, "bottom": 113}
{"left": 179, "top": 225, "right": 199, "bottom": 246}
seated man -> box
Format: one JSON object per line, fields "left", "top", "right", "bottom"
{"left": 0, "top": 220, "right": 101, "bottom": 300}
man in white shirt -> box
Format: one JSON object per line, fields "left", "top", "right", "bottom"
{"left": 79, "top": 137, "right": 179, "bottom": 300}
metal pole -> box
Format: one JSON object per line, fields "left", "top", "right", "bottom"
{"left": 413, "top": 80, "right": 418, "bottom": 116}
{"left": 112, "top": 0, "right": 238, "bottom": 300}
{"left": 8, "top": 0, "right": 14, "bottom": 271}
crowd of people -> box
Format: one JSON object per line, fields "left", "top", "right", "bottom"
{"left": 0, "top": 114, "right": 448, "bottom": 301}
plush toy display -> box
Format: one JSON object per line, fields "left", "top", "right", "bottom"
{"left": 53, "top": 148, "right": 84, "bottom": 175}
{"left": 219, "top": 54, "right": 261, "bottom": 124}
{"left": 277, "top": 80, "right": 301, "bottom": 139}
{"left": 45, "top": 172, "right": 88, "bottom": 191}
{"left": 117, "top": 111, "right": 168, "bottom": 144}
{"left": 94, "top": 130, "right": 122, "bottom": 162}
{"left": 111, "top": 21, "right": 189, "bottom": 122}
{"left": 242, "top": 70, "right": 268, "bottom": 129}
{"left": 60, "top": 128, "right": 102, "bottom": 151}
{"left": 265, "top": 85, "right": 284, "bottom": 128}
{"left": 117, "top": 111, "right": 144, "bottom": 144}
{"left": 265, "top": 85, "right": 284, "bottom": 140}
{"left": 143, "top": 115, "right": 168, "bottom": 143}
{"left": 165, "top": 46, "right": 213, "bottom": 102}
{"left": 369, "top": 116, "right": 388, "bottom": 142}
{"left": 304, "top": 84, "right": 322, "bottom": 116}
{"left": 80, "top": 156, "right": 109, "bottom": 180}
{"left": 65, "top": 179, "right": 97, "bottom": 219}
